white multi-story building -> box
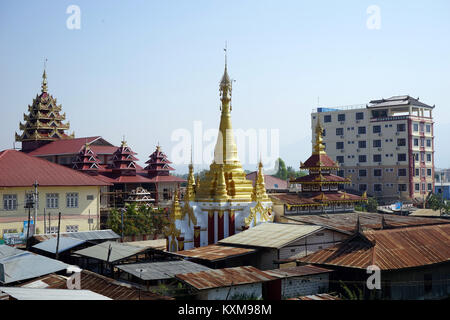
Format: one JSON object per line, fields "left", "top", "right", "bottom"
{"left": 311, "top": 96, "right": 435, "bottom": 204}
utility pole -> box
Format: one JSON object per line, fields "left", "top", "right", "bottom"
{"left": 55, "top": 212, "right": 61, "bottom": 260}
{"left": 33, "top": 181, "right": 39, "bottom": 234}
{"left": 441, "top": 172, "right": 444, "bottom": 216}
{"left": 121, "top": 208, "right": 125, "bottom": 242}
{"left": 26, "top": 205, "right": 31, "bottom": 250}
{"left": 48, "top": 211, "right": 51, "bottom": 233}
{"left": 88, "top": 209, "right": 91, "bottom": 231}
{"left": 43, "top": 208, "right": 46, "bottom": 234}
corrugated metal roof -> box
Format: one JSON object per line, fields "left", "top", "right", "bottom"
{"left": 298, "top": 224, "right": 450, "bottom": 270}
{"left": 285, "top": 212, "right": 450, "bottom": 233}
{"left": 19, "top": 271, "right": 174, "bottom": 300}
{"left": 176, "top": 266, "right": 279, "bottom": 290}
{"left": 218, "top": 223, "right": 323, "bottom": 249}
{"left": 265, "top": 265, "right": 333, "bottom": 278}
{"left": 0, "top": 149, "right": 111, "bottom": 187}
{"left": 32, "top": 237, "right": 86, "bottom": 254}
{"left": 0, "top": 245, "right": 68, "bottom": 284}
{"left": 125, "top": 239, "right": 166, "bottom": 251}
{"left": 176, "top": 245, "right": 256, "bottom": 262}
{"left": 34, "top": 229, "right": 120, "bottom": 242}
{"left": 117, "top": 260, "right": 211, "bottom": 280}
{"left": 73, "top": 241, "right": 148, "bottom": 263}
{"left": 0, "top": 287, "right": 111, "bottom": 300}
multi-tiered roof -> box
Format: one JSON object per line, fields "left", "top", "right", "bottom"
{"left": 109, "top": 140, "right": 138, "bottom": 176}
{"left": 144, "top": 145, "right": 175, "bottom": 178}
{"left": 72, "top": 143, "right": 101, "bottom": 175}
{"left": 16, "top": 70, "right": 74, "bottom": 152}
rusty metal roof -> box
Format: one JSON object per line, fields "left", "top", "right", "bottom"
{"left": 20, "top": 271, "right": 173, "bottom": 300}
{"left": 285, "top": 212, "right": 450, "bottom": 233}
{"left": 175, "top": 245, "right": 256, "bottom": 262}
{"left": 175, "top": 266, "right": 279, "bottom": 290}
{"left": 265, "top": 264, "right": 333, "bottom": 278}
{"left": 298, "top": 224, "right": 450, "bottom": 270}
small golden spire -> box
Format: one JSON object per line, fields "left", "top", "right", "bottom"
{"left": 172, "top": 189, "right": 183, "bottom": 220}
{"left": 41, "top": 70, "right": 48, "bottom": 93}
{"left": 313, "top": 118, "right": 326, "bottom": 155}
{"left": 214, "top": 165, "right": 229, "bottom": 201}
{"left": 185, "top": 149, "right": 196, "bottom": 201}
{"left": 252, "top": 160, "right": 269, "bottom": 202}
{"left": 121, "top": 136, "right": 127, "bottom": 147}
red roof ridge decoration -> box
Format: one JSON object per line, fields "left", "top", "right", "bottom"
{"left": 72, "top": 143, "right": 101, "bottom": 175}
{"left": 109, "top": 139, "right": 138, "bottom": 176}
{"left": 145, "top": 144, "right": 175, "bottom": 178}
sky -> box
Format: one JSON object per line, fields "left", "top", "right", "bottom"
{"left": 1, "top": 0, "right": 449, "bottom": 173}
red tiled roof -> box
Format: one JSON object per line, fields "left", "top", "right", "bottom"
{"left": 246, "top": 172, "right": 288, "bottom": 190}
{"left": 28, "top": 137, "right": 117, "bottom": 156}
{"left": 0, "top": 150, "right": 111, "bottom": 187}
{"left": 301, "top": 154, "right": 338, "bottom": 169}
{"left": 298, "top": 224, "right": 450, "bottom": 270}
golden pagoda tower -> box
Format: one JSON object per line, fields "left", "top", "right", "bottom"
{"left": 252, "top": 160, "right": 270, "bottom": 202}
{"left": 195, "top": 57, "right": 254, "bottom": 202}
{"left": 16, "top": 68, "right": 74, "bottom": 152}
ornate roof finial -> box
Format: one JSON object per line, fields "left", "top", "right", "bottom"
{"left": 220, "top": 43, "right": 232, "bottom": 107}
{"left": 313, "top": 118, "right": 326, "bottom": 155}
{"left": 41, "top": 58, "right": 48, "bottom": 93}
{"left": 121, "top": 135, "right": 127, "bottom": 147}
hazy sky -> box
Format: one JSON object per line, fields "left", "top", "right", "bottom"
{"left": 1, "top": 0, "right": 449, "bottom": 173}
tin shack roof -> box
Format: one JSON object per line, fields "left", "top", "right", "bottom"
{"left": 32, "top": 237, "right": 86, "bottom": 254}
{"left": 175, "top": 266, "right": 278, "bottom": 290}
{"left": 20, "top": 270, "right": 173, "bottom": 300}
{"left": 117, "top": 260, "right": 211, "bottom": 281}
{"left": 0, "top": 245, "right": 68, "bottom": 284}
{"left": 0, "top": 287, "right": 111, "bottom": 300}
{"left": 298, "top": 224, "right": 450, "bottom": 270}
{"left": 285, "top": 212, "right": 450, "bottom": 233}
{"left": 289, "top": 293, "right": 341, "bottom": 300}
{"left": 73, "top": 241, "right": 148, "bottom": 263}
{"left": 218, "top": 223, "right": 324, "bottom": 249}
{"left": 175, "top": 245, "right": 256, "bottom": 262}
{"left": 265, "top": 264, "right": 333, "bottom": 278}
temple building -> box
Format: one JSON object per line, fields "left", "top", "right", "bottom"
{"left": 165, "top": 60, "right": 273, "bottom": 252}
{"left": 15, "top": 70, "right": 74, "bottom": 152}
{"left": 12, "top": 69, "right": 184, "bottom": 227}
{"left": 270, "top": 120, "right": 367, "bottom": 218}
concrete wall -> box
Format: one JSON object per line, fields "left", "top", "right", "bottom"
{"left": 281, "top": 273, "right": 329, "bottom": 299}
{"left": 0, "top": 185, "right": 101, "bottom": 236}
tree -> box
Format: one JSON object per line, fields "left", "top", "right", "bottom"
{"left": 106, "top": 203, "right": 170, "bottom": 237}
{"left": 367, "top": 197, "right": 378, "bottom": 213}
{"left": 427, "top": 193, "right": 450, "bottom": 214}
{"left": 274, "top": 158, "right": 288, "bottom": 180}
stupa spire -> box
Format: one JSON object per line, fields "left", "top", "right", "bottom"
{"left": 313, "top": 118, "right": 326, "bottom": 155}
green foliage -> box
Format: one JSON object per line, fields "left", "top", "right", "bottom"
{"left": 366, "top": 197, "right": 378, "bottom": 213}
{"left": 274, "top": 158, "right": 288, "bottom": 180}
{"left": 427, "top": 193, "right": 450, "bottom": 213}
{"left": 106, "top": 203, "right": 170, "bottom": 237}
{"left": 339, "top": 281, "right": 363, "bottom": 300}
{"left": 286, "top": 166, "right": 307, "bottom": 179}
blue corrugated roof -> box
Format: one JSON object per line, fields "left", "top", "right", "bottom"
{"left": 33, "top": 237, "right": 86, "bottom": 254}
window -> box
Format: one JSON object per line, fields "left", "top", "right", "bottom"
{"left": 66, "top": 225, "right": 79, "bottom": 233}
{"left": 358, "top": 155, "right": 367, "bottom": 163}
{"left": 3, "top": 195, "right": 17, "bottom": 211}
{"left": 336, "top": 128, "right": 344, "bottom": 136}
{"left": 338, "top": 114, "right": 345, "bottom": 122}
{"left": 397, "top": 154, "right": 407, "bottom": 162}
{"left": 415, "top": 168, "right": 420, "bottom": 176}
{"left": 66, "top": 193, "right": 79, "bottom": 208}
{"left": 87, "top": 195, "right": 94, "bottom": 201}
{"left": 422, "top": 183, "right": 426, "bottom": 191}
{"left": 398, "top": 184, "right": 407, "bottom": 192}
{"left": 372, "top": 125, "right": 381, "bottom": 133}
{"left": 413, "top": 123, "right": 419, "bottom": 131}
{"left": 359, "top": 169, "right": 367, "bottom": 177}
{"left": 426, "top": 154, "right": 432, "bottom": 162}
{"left": 373, "top": 140, "right": 381, "bottom": 148}
{"left": 46, "top": 193, "right": 59, "bottom": 209}
{"left": 427, "top": 183, "right": 432, "bottom": 191}
{"left": 356, "top": 112, "right": 364, "bottom": 120}
{"left": 420, "top": 138, "right": 424, "bottom": 147}
{"left": 414, "top": 138, "right": 419, "bottom": 147}
{"left": 420, "top": 123, "right": 424, "bottom": 132}
{"left": 374, "top": 184, "right": 382, "bottom": 192}
{"left": 336, "top": 142, "right": 344, "bottom": 150}
{"left": 357, "top": 126, "right": 366, "bottom": 134}
{"left": 426, "top": 139, "right": 431, "bottom": 147}
{"left": 415, "top": 183, "right": 420, "bottom": 191}
{"left": 358, "top": 141, "right": 366, "bottom": 148}
{"left": 359, "top": 184, "right": 367, "bottom": 191}
{"left": 427, "top": 168, "right": 432, "bottom": 176}
{"left": 46, "top": 226, "right": 58, "bottom": 234}
{"left": 398, "top": 168, "right": 407, "bottom": 176}
{"left": 397, "top": 138, "right": 406, "bottom": 146}
{"left": 324, "top": 115, "right": 331, "bottom": 123}
{"left": 420, "top": 152, "right": 425, "bottom": 162}
{"left": 397, "top": 123, "right": 406, "bottom": 132}
{"left": 373, "top": 154, "right": 381, "bottom": 162}
{"left": 374, "top": 169, "right": 382, "bottom": 177}
{"left": 336, "top": 156, "right": 344, "bottom": 164}
{"left": 421, "top": 168, "right": 425, "bottom": 177}
{"left": 426, "top": 124, "right": 431, "bottom": 133}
